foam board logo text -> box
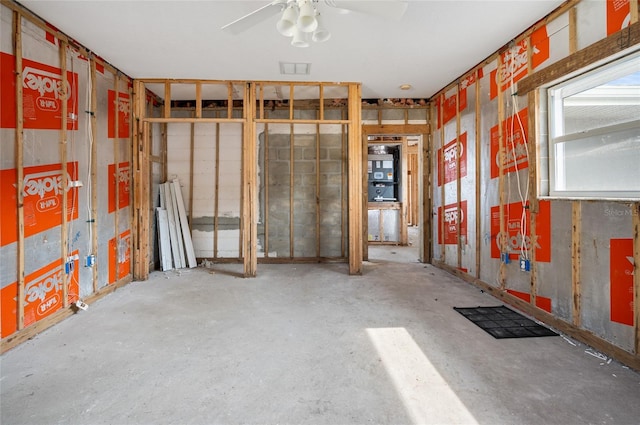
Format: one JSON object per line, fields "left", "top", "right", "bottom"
{"left": 108, "top": 162, "right": 131, "bottom": 213}
{"left": 1, "top": 52, "right": 78, "bottom": 130}
{"left": 438, "top": 132, "right": 467, "bottom": 186}
{"left": 438, "top": 201, "right": 467, "bottom": 245}
{"left": 1, "top": 163, "right": 79, "bottom": 247}
{"left": 108, "top": 90, "right": 131, "bottom": 138}
{"left": 490, "top": 107, "right": 529, "bottom": 179}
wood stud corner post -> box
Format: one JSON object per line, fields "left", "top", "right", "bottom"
{"left": 59, "top": 40, "right": 69, "bottom": 308}
{"left": 633, "top": 202, "right": 640, "bottom": 354}
{"left": 348, "top": 84, "right": 363, "bottom": 275}
{"left": 90, "top": 58, "right": 98, "bottom": 292}
{"left": 242, "top": 82, "right": 257, "bottom": 277}
{"left": 13, "top": 11, "right": 25, "bottom": 331}
{"left": 497, "top": 53, "right": 506, "bottom": 289}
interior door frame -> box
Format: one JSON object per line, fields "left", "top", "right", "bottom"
{"left": 362, "top": 124, "right": 431, "bottom": 263}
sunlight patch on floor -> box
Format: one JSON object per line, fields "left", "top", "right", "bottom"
{"left": 366, "top": 327, "right": 478, "bottom": 425}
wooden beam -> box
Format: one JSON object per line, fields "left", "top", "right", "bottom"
{"left": 59, "top": 40, "right": 69, "bottom": 308}
{"left": 572, "top": 201, "right": 582, "bottom": 326}
{"left": 456, "top": 84, "right": 462, "bottom": 269}
{"left": 195, "top": 81, "right": 202, "bottom": 118}
{"left": 518, "top": 21, "right": 640, "bottom": 94}
{"left": 569, "top": 6, "right": 578, "bottom": 54}
{"left": 113, "top": 74, "right": 120, "bottom": 286}
{"left": 90, "top": 58, "right": 98, "bottom": 293}
{"left": 439, "top": 97, "right": 445, "bottom": 262}
{"left": 497, "top": 54, "right": 506, "bottom": 289}
{"left": 475, "top": 71, "right": 481, "bottom": 278}
{"left": 13, "top": 11, "right": 25, "bottom": 331}
{"left": 242, "top": 82, "right": 257, "bottom": 276}
{"left": 189, "top": 120, "right": 195, "bottom": 225}
{"left": 348, "top": 84, "right": 363, "bottom": 275}
{"left": 631, "top": 0, "right": 639, "bottom": 25}
{"left": 227, "top": 82, "right": 233, "bottom": 119}
{"left": 214, "top": 122, "right": 220, "bottom": 259}
{"left": 528, "top": 91, "right": 540, "bottom": 308}
{"left": 290, "top": 123, "right": 295, "bottom": 258}
{"left": 164, "top": 82, "right": 171, "bottom": 119}
{"left": 401, "top": 136, "right": 408, "bottom": 245}
{"left": 421, "top": 112, "right": 431, "bottom": 263}
{"left": 263, "top": 121, "right": 270, "bottom": 258}
{"left": 316, "top": 122, "right": 321, "bottom": 257}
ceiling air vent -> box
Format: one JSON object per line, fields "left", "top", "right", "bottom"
{"left": 279, "top": 62, "right": 311, "bottom": 75}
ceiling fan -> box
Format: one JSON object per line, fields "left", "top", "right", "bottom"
{"left": 222, "top": 0, "right": 408, "bottom": 47}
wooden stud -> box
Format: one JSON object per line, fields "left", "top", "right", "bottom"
{"left": 113, "top": 74, "right": 120, "bottom": 286}
{"left": 319, "top": 84, "right": 325, "bottom": 121}
{"left": 572, "top": 201, "right": 582, "bottom": 326}
{"left": 342, "top": 116, "right": 347, "bottom": 259}
{"left": 633, "top": 202, "right": 639, "bottom": 354}
{"left": 289, "top": 84, "right": 294, "bottom": 121}
{"left": 264, "top": 121, "right": 270, "bottom": 258}
{"left": 195, "top": 81, "right": 202, "bottom": 119}
{"left": 528, "top": 91, "right": 540, "bottom": 308}
{"left": 14, "top": 11, "right": 25, "bottom": 331}
{"left": 214, "top": 122, "right": 220, "bottom": 259}
{"left": 316, "top": 122, "right": 321, "bottom": 258}
{"left": 439, "top": 97, "right": 446, "bottom": 263}
{"left": 242, "top": 82, "right": 257, "bottom": 276}
{"left": 164, "top": 81, "right": 171, "bottom": 118}
{"left": 189, "top": 121, "right": 195, "bottom": 225}
{"left": 456, "top": 83, "right": 462, "bottom": 270}
{"left": 401, "top": 137, "right": 408, "bottom": 245}
{"left": 569, "top": 6, "right": 578, "bottom": 54}
{"left": 289, "top": 122, "right": 295, "bottom": 258}
{"left": 475, "top": 70, "right": 481, "bottom": 278}
{"left": 497, "top": 54, "right": 506, "bottom": 289}
{"left": 348, "top": 83, "right": 363, "bottom": 275}
{"left": 162, "top": 123, "right": 168, "bottom": 182}
{"left": 90, "top": 58, "right": 98, "bottom": 293}
{"left": 631, "top": 0, "right": 639, "bottom": 24}
{"left": 59, "top": 40, "right": 69, "bottom": 308}
{"left": 421, "top": 118, "right": 431, "bottom": 263}
{"left": 259, "top": 83, "right": 264, "bottom": 120}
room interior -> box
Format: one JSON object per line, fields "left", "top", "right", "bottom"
{"left": 1, "top": 0, "right": 640, "bottom": 422}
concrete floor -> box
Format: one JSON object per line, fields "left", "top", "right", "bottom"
{"left": 2, "top": 235, "right": 640, "bottom": 424}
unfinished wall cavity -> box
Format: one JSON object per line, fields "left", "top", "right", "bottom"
{"left": 430, "top": 0, "right": 640, "bottom": 368}
{"left": 0, "top": 2, "right": 156, "bottom": 351}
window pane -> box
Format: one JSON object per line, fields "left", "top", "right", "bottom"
{"left": 562, "top": 71, "right": 640, "bottom": 135}
{"left": 553, "top": 125, "right": 640, "bottom": 193}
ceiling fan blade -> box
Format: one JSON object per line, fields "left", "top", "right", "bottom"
{"left": 222, "top": 0, "right": 287, "bottom": 35}
{"left": 324, "top": 0, "right": 408, "bottom": 20}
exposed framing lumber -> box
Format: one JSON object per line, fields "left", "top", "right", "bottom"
{"left": 113, "top": 74, "right": 121, "bottom": 285}
{"left": 497, "top": 54, "right": 506, "bottom": 289}
{"left": 90, "top": 58, "right": 98, "bottom": 293}
{"left": 572, "top": 201, "right": 582, "bottom": 326}
{"left": 438, "top": 98, "right": 445, "bottom": 262}
{"left": 13, "top": 10, "right": 25, "bottom": 331}
{"left": 475, "top": 71, "right": 481, "bottom": 278}
{"left": 456, "top": 84, "right": 462, "bottom": 269}
{"left": 421, "top": 112, "right": 431, "bottom": 263}
{"left": 289, "top": 123, "right": 295, "bottom": 258}
{"left": 195, "top": 82, "right": 202, "bottom": 118}
{"left": 348, "top": 84, "right": 363, "bottom": 275}
{"left": 242, "top": 82, "right": 257, "bottom": 276}
{"left": 527, "top": 91, "right": 540, "bottom": 308}
{"left": 634, "top": 202, "right": 640, "bottom": 354}
{"left": 316, "top": 122, "right": 321, "bottom": 257}
{"left": 518, "top": 21, "right": 640, "bottom": 94}
{"left": 632, "top": 0, "right": 639, "bottom": 24}
{"left": 400, "top": 137, "right": 408, "bottom": 245}
{"left": 433, "top": 260, "right": 640, "bottom": 371}
{"left": 342, "top": 116, "right": 347, "bottom": 259}
{"left": 189, "top": 121, "right": 195, "bottom": 225}
{"left": 59, "top": 40, "right": 69, "bottom": 308}
{"left": 569, "top": 6, "right": 578, "bottom": 54}
{"left": 214, "top": 122, "right": 221, "bottom": 259}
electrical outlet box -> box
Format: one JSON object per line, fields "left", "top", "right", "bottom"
{"left": 85, "top": 254, "right": 95, "bottom": 267}
{"left": 65, "top": 260, "right": 74, "bottom": 274}
{"left": 519, "top": 258, "right": 531, "bottom": 272}
{"left": 501, "top": 252, "right": 511, "bottom": 264}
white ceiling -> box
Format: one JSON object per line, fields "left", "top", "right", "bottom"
{"left": 18, "top": 0, "right": 565, "bottom": 100}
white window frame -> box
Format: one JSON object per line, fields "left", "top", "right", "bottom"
{"left": 544, "top": 50, "right": 640, "bottom": 200}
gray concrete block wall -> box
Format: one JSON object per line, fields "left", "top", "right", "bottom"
{"left": 261, "top": 132, "right": 345, "bottom": 258}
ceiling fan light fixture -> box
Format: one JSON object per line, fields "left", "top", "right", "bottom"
{"left": 291, "top": 27, "right": 310, "bottom": 47}
{"left": 297, "top": 0, "right": 318, "bottom": 32}
{"left": 277, "top": 2, "right": 298, "bottom": 36}
{"left": 312, "top": 12, "right": 330, "bottom": 42}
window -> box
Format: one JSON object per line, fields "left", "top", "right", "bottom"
{"left": 547, "top": 51, "right": 640, "bottom": 199}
